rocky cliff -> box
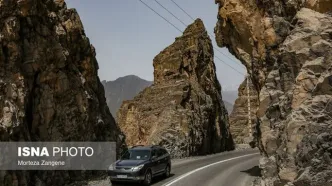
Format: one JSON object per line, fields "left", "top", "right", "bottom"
{"left": 0, "top": 0, "right": 124, "bottom": 185}
{"left": 215, "top": 0, "right": 332, "bottom": 185}
{"left": 102, "top": 75, "right": 152, "bottom": 117}
{"left": 229, "top": 77, "right": 259, "bottom": 144}
{"left": 118, "top": 19, "right": 234, "bottom": 158}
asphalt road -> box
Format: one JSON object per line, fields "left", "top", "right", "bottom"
{"left": 110, "top": 149, "right": 260, "bottom": 186}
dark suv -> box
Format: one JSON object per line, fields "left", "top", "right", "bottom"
{"left": 108, "top": 145, "right": 171, "bottom": 185}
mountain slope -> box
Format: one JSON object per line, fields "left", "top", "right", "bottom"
{"left": 222, "top": 90, "right": 238, "bottom": 113}
{"left": 223, "top": 100, "right": 234, "bottom": 113}
{"left": 103, "top": 78, "right": 237, "bottom": 116}
{"left": 222, "top": 90, "right": 238, "bottom": 104}
{"left": 102, "top": 75, "right": 152, "bottom": 117}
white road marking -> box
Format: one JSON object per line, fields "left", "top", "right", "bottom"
{"left": 162, "top": 153, "right": 260, "bottom": 186}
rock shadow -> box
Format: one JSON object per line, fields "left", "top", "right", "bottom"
{"left": 240, "top": 166, "right": 262, "bottom": 177}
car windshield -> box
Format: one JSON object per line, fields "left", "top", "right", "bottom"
{"left": 121, "top": 149, "right": 151, "bottom": 160}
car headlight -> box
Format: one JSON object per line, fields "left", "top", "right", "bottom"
{"left": 108, "top": 164, "right": 115, "bottom": 171}
{"left": 132, "top": 164, "right": 144, "bottom": 171}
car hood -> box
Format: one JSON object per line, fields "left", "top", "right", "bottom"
{"left": 115, "top": 160, "right": 147, "bottom": 167}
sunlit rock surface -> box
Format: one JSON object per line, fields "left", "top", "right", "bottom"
{"left": 118, "top": 19, "right": 234, "bottom": 158}
{"left": 229, "top": 78, "right": 259, "bottom": 144}
{"left": 215, "top": 0, "right": 332, "bottom": 185}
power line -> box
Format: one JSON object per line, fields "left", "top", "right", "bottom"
{"left": 168, "top": 0, "right": 245, "bottom": 70}
{"left": 169, "top": 0, "right": 249, "bottom": 127}
{"left": 154, "top": 0, "right": 187, "bottom": 27}
{"left": 138, "top": 0, "right": 245, "bottom": 76}
{"left": 212, "top": 39, "right": 245, "bottom": 70}
{"left": 156, "top": 0, "right": 245, "bottom": 72}
{"left": 213, "top": 41, "right": 245, "bottom": 69}
{"left": 215, "top": 56, "right": 245, "bottom": 75}
{"left": 138, "top": 0, "right": 182, "bottom": 33}
{"left": 170, "top": 0, "right": 195, "bottom": 21}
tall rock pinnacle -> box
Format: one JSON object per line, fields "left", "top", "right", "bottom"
{"left": 117, "top": 19, "right": 234, "bottom": 158}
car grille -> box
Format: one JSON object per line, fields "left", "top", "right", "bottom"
{"left": 115, "top": 166, "right": 132, "bottom": 170}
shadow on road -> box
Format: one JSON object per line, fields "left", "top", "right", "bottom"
{"left": 240, "top": 166, "right": 262, "bottom": 177}
{"left": 112, "top": 174, "right": 175, "bottom": 186}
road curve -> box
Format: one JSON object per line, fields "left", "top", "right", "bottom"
{"left": 152, "top": 149, "right": 260, "bottom": 186}
{"left": 108, "top": 149, "right": 260, "bottom": 186}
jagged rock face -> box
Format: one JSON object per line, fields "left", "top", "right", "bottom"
{"left": 215, "top": 0, "right": 332, "bottom": 90}
{"left": 229, "top": 78, "right": 259, "bottom": 144}
{"left": 102, "top": 75, "right": 152, "bottom": 117}
{"left": 258, "top": 9, "right": 332, "bottom": 185}
{"left": 118, "top": 19, "right": 234, "bottom": 158}
{"left": 0, "top": 0, "right": 124, "bottom": 185}
{"left": 215, "top": 0, "right": 332, "bottom": 185}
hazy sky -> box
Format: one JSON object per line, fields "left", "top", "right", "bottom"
{"left": 66, "top": 0, "right": 246, "bottom": 91}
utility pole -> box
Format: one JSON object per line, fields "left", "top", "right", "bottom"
{"left": 247, "top": 74, "right": 252, "bottom": 137}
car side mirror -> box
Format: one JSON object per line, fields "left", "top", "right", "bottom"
{"left": 151, "top": 155, "right": 157, "bottom": 161}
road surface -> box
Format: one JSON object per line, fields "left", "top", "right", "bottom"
{"left": 107, "top": 149, "right": 260, "bottom": 186}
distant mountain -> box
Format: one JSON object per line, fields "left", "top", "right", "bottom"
{"left": 222, "top": 90, "right": 238, "bottom": 114}
{"left": 223, "top": 100, "right": 234, "bottom": 114}
{"left": 102, "top": 75, "right": 152, "bottom": 117}
{"left": 222, "top": 90, "right": 238, "bottom": 104}
{"left": 102, "top": 76, "right": 237, "bottom": 117}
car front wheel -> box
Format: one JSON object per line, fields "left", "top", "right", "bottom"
{"left": 143, "top": 170, "right": 152, "bottom": 186}
{"left": 164, "top": 165, "right": 171, "bottom": 178}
